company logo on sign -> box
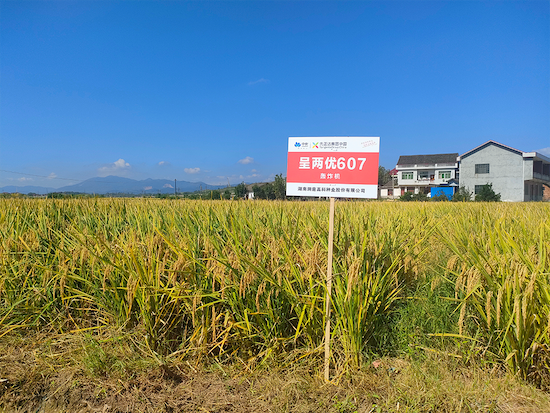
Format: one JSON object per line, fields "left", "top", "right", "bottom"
{"left": 361, "top": 139, "right": 377, "bottom": 147}
{"left": 294, "top": 141, "right": 312, "bottom": 149}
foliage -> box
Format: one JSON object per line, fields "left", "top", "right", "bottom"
{"left": 430, "top": 193, "right": 449, "bottom": 202}
{"left": 253, "top": 182, "right": 275, "bottom": 200}
{"left": 452, "top": 186, "right": 472, "bottom": 202}
{"left": 210, "top": 189, "right": 222, "bottom": 200}
{"left": 46, "top": 192, "right": 92, "bottom": 199}
{"left": 378, "top": 166, "right": 392, "bottom": 186}
{"left": 251, "top": 174, "right": 286, "bottom": 200}
{"left": 400, "top": 191, "right": 429, "bottom": 202}
{"left": 442, "top": 204, "right": 550, "bottom": 386}
{"left": 475, "top": 183, "right": 501, "bottom": 202}
{"left": 273, "top": 174, "right": 286, "bottom": 200}
{"left": 1, "top": 200, "right": 549, "bottom": 387}
{"left": 0, "top": 199, "right": 427, "bottom": 368}
{"left": 234, "top": 182, "right": 247, "bottom": 199}
{"left": 252, "top": 184, "right": 268, "bottom": 200}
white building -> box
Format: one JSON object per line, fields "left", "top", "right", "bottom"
{"left": 458, "top": 141, "right": 550, "bottom": 202}
{"left": 393, "top": 153, "right": 459, "bottom": 197}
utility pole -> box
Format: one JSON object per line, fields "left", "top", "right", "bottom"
{"left": 174, "top": 179, "right": 177, "bottom": 197}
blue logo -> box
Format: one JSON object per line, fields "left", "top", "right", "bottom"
{"left": 294, "top": 142, "right": 301, "bottom": 147}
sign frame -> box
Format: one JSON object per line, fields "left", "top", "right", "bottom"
{"left": 285, "top": 136, "right": 380, "bottom": 382}
{"left": 286, "top": 136, "right": 380, "bottom": 199}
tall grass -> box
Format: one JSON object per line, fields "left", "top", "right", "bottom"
{"left": 1, "top": 199, "right": 549, "bottom": 385}
{"left": 0, "top": 199, "right": 425, "bottom": 369}
{"left": 442, "top": 203, "right": 550, "bottom": 388}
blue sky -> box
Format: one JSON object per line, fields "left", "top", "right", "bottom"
{"left": 1, "top": 1, "right": 549, "bottom": 188}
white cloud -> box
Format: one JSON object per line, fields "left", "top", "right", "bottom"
{"left": 248, "top": 78, "right": 269, "bottom": 86}
{"left": 158, "top": 161, "right": 165, "bottom": 166}
{"left": 251, "top": 169, "right": 257, "bottom": 173}
{"left": 163, "top": 183, "right": 173, "bottom": 188}
{"left": 144, "top": 186, "right": 153, "bottom": 190}
{"left": 47, "top": 172, "right": 57, "bottom": 179}
{"left": 18, "top": 177, "right": 33, "bottom": 182}
{"left": 113, "top": 159, "right": 130, "bottom": 169}
{"left": 537, "top": 147, "right": 550, "bottom": 157}
{"left": 99, "top": 158, "right": 131, "bottom": 175}
{"left": 238, "top": 156, "right": 254, "bottom": 165}
{"left": 184, "top": 167, "right": 200, "bottom": 174}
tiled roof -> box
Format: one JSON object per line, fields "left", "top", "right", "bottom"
{"left": 459, "top": 140, "right": 523, "bottom": 160}
{"left": 397, "top": 153, "right": 458, "bottom": 166}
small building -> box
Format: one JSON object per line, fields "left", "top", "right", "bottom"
{"left": 379, "top": 168, "right": 398, "bottom": 199}
{"left": 458, "top": 141, "right": 550, "bottom": 202}
{"left": 394, "top": 153, "right": 459, "bottom": 197}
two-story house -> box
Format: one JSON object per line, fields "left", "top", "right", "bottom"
{"left": 393, "top": 153, "right": 459, "bottom": 197}
{"left": 458, "top": 141, "right": 550, "bottom": 202}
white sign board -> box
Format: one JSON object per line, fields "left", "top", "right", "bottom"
{"left": 286, "top": 136, "right": 380, "bottom": 199}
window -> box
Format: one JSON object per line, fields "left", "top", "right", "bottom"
{"left": 418, "top": 171, "right": 429, "bottom": 179}
{"left": 402, "top": 172, "right": 413, "bottom": 180}
{"left": 475, "top": 164, "right": 489, "bottom": 174}
{"left": 438, "top": 171, "right": 451, "bottom": 179}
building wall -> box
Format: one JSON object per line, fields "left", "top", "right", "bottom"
{"left": 396, "top": 167, "right": 457, "bottom": 187}
{"left": 459, "top": 145, "right": 524, "bottom": 202}
{"left": 523, "top": 159, "right": 534, "bottom": 181}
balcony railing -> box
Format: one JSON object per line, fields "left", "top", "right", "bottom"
{"left": 533, "top": 172, "right": 550, "bottom": 182}
{"left": 404, "top": 177, "right": 451, "bottom": 185}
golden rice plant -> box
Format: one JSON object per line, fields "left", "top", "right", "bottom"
{"left": 0, "top": 198, "right": 431, "bottom": 369}
{"left": 8, "top": 198, "right": 548, "bottom": 380}
{"left": 442, "top": 203, "right": 550, "bottom": 386}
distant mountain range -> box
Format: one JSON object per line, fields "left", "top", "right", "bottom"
{"left": 1, "top": 176, "right": 225, "bottom": 195}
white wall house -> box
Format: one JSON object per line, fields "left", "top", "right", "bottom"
{"left": 394, "top": 153, "right": 459, "bottom": 196}
{"left": 379, "top": 168, "right": 398, "bottom": 199}
{"left": 458, "top": 141, "right": 550, "bottom": 202}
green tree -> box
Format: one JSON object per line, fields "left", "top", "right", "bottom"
{"left": 210, "top": 189, "right": 221, "bottom": 200}
{"left": 412, "top": 192, "right": 429, "bottom": 201}
{"left": 223, "top": 189, "right": 231, "bottom": 200}
{"left": 263, "top": 182, "right": 275, "bottom": 200}
{"left": 252, "top": 184, "right": 265, "bottom": 199}
{"left": 378, "top": 166, "right": 392, "bottom": 186}
{"left": 234, "top": 182, "right": 247, "bottom": 199}
{"left": 400, "top": 191, "right": 429, "bottom": 202}
{"left": 273, "top": 174, "right": 286, "bottom": 200}
{"left": 431, "top": 193, "right": 449, "bottom": 202}
{"left": 475, "top": 183, "right": 501, "bottom": 202}
{"left": 452, "top": 186, "right": 472, "bottom": 202}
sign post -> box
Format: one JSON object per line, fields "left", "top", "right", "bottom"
{"left": 286, "top": 136, "right": 380, "bottom": 381}
{"left": 324, "top": 196, "right": 335, "bottom": 381}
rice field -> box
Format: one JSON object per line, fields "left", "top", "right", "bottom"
{"left": 1, "top": 198, "right": 549, "bottom": 388}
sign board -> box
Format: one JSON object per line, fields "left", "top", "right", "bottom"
{"left": 286, "top": 136, "right": 380, "bottom": 199}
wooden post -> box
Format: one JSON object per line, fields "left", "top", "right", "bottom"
{"left": 324, "top": 197, "right": 335, "bottom": 382}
